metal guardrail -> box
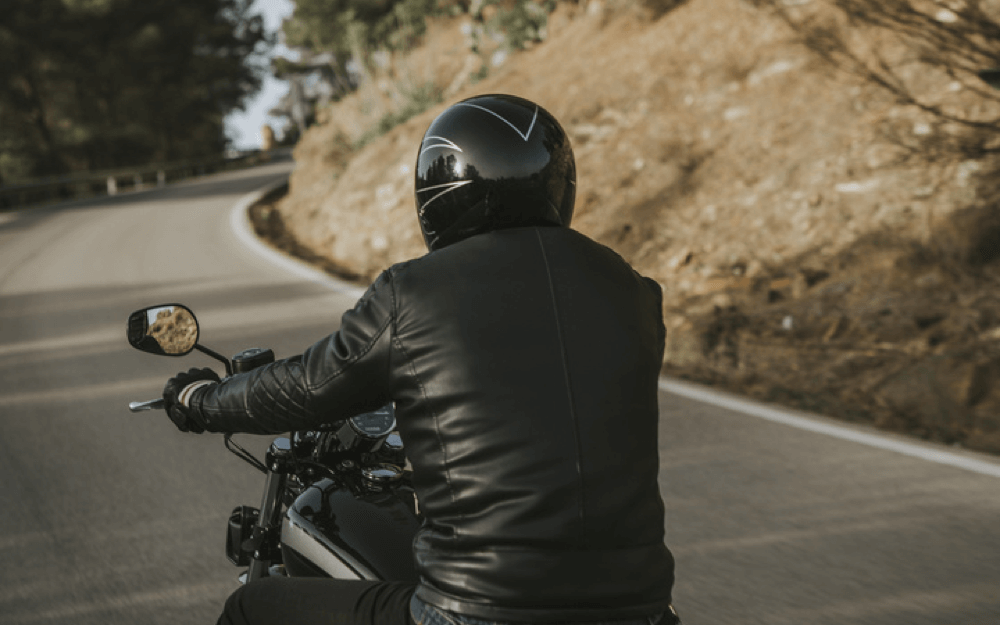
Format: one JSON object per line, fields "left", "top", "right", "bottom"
{"left": 0, "top": 150, "right": 276, "bottom": 210}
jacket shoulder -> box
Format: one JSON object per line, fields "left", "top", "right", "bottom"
{"left": 542, "top": 227, "right": 664, "bottom": 293}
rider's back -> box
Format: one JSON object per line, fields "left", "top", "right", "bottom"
{"left": 387, "top": 225, "right": 675, "bottom": 621}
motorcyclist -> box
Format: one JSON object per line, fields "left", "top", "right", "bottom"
{"left": 163, "top": 94, "right": 680, "bottom": 625}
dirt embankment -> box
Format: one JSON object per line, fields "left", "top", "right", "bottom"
{"left": 256, "top": 0, "right": 1000, "bottom": 454}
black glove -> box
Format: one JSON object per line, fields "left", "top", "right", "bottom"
{"left": 163, "top": 367, "right": 220, "bottom": 433}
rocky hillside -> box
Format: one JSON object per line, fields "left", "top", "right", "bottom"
{"left": 259, "top": 0, "right": 1000, "bottom": 453}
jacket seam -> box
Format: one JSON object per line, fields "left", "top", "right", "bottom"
{"left": 389, "top": 270, "right": 460, "bottom": 510}
{"left": 306, "top": 306, "right": 392, "bottom": 392}
{"left": 533, "top": 228, "right": 587, "bottom": 541}
{"left": 388, "top": 269, "right": 398, "bottom": 386}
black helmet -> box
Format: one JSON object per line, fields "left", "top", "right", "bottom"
{"left": 414, "top": 94, "right": 576, "bottom": 251}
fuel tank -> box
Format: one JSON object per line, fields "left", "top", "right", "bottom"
{"left": 280, "top": 477, "right": 421, "bottom": 582}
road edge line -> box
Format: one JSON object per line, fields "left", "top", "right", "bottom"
{"left": 658, "top": 377, "right": 1000, "bottom": 478}
{"left": 228, "top": 179, "right": 366, "bottom": 299}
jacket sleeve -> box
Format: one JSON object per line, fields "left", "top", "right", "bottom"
{"left": 642, "top": 275, "right": 666, "bottom": 355}
{"left": 192, "top": 271, "right": 396, "bottom": 434}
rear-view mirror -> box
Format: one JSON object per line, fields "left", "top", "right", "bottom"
{"left": 127, "top": 304, "right": 199, "bottom": 356}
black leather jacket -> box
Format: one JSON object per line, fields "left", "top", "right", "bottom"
{"left": 192, "top": 226, "right": 675, "bottom": 621}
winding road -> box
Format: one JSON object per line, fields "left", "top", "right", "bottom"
{"left": 0, "top": 160, "right": 997, "bottom": 624}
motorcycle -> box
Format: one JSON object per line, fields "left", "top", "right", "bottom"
{"left": 125, "top": 303, "right": 421, "bottom": 584}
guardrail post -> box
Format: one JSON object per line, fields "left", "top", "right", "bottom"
{"left": 1, "top": 148, "right": 279, "bottom": 209}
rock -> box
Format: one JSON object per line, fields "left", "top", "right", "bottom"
{"left": 835, "top": 179, "right": 881, "bottom": 194}
{"left": 823, "top": 315, "right": 847, "bottom": 342}
{"left": 666, "top": 249, "right": 694, "bottom": 270}
{"left": 711, "top": 292, "right": 734, "bottom": 309}
{"left": 873, "top": 355, "right": 995, "bottom": 442}
{"left": 956, "top": 160, "right": 982, "bottom": 187}
{"left": 747, "top": 59, "right": 801, "bottom": 86}
{"left": 744, "top": 259, "right": 765, "bottom": 277}
{"left": 934, "top": 8, "right": 958, "bottom": 23}
{"left": 664, "top": 319, "right": 706, "bottom": 368}
{"left": 982, "top": 326, "right": 1000, "bottom": 341}
{"left": 724, "top": 106, "right": 750, "bottom": 121}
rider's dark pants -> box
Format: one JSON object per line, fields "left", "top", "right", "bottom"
{"left": 215, "top": 578, "right": 681, "bottom": 625}
{"left": 215, "top": 577, "right": 416, "bottom": 625}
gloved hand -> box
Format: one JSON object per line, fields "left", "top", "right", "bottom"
{"left": 163, "top": 367, "right": 220, "bottom": 433}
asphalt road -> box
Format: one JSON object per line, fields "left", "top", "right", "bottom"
{"left": 1, "top": 161, "right": 998, "bottom": 624}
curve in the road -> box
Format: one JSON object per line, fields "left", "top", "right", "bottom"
{"left": 227, "top": 180, "right": 1000, "bottom": 482}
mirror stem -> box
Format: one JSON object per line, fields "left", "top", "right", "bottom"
{"left": 195, "top": 344, "right": 234, "bottom": 376}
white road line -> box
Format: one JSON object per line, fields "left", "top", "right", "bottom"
{"left": 0, "top": 326, "right": 120, "bottom": 357}
{"left": 228, "top": 182, "right": 365, "bottom": 299}
{"left": 230, "top": 179, "right": 1000, "bottom": 480}
{"left": 659, "top": 377, "right": 1000, "bottom": 479}
{"left": 0, "top": 376, "right": 167, "bottom": 408}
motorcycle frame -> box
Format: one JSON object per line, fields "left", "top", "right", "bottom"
{"left": 246, "top": 437, "right": 292, "bottom": 581}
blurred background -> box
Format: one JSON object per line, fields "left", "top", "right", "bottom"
{"left": 225, "top": 0, "right": 296, "bottom": 151}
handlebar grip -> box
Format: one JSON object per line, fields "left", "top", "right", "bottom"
{"left": 129, "top": 398, "right": 165, "bottom": 412}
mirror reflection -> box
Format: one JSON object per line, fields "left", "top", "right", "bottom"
{"left": 127, "top": 304, "right": 199, "bottom": 355}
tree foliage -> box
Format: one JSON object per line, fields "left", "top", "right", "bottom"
{"left": 279, "top": 1, "right": 556, "bottom": 87}
{"left": 283, "top": 0, "right": 444, "bottom": 63}
{"left": 0, "top": 0, "right": 269, "bottom": 183}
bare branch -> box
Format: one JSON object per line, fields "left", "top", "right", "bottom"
{"left": 752, "top": 0, "right": 1000, "bottom": 141}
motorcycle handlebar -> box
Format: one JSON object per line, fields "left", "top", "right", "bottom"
{"left": 129, "top": 398, "right": 165, "bottom": 412}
